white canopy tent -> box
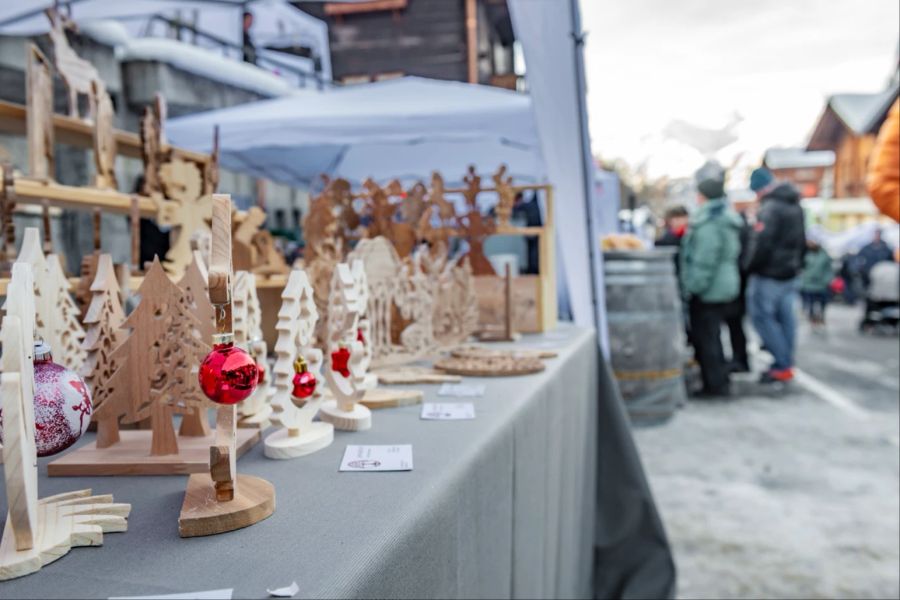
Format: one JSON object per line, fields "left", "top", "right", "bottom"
{"left": 166, "top": 77, "right": 545, "bottom": 188}
{"left": 0, "top": 0, "right": 331, "bottom": 85}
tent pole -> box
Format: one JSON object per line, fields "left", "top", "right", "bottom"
{"left": 568, "top": 0, "right": 603, "bottom": 338}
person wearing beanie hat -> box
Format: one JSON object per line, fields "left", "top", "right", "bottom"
{"left": 749, "top": 167, "right": 775, "bottom": 195}
{"left": 743, "top": 167, "right": 806, "bottom": 384}
{"left": 679, "top": 161, "right": 743, "bottom": 397}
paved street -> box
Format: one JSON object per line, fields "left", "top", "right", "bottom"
{"left": 634, "top": 303, "right": 900, "bottom": 599}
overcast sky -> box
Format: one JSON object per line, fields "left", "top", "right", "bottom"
{"left": 579, "top": 0, "right": 900, "bottom": 183}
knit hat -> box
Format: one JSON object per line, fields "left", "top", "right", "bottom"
{"left": 694, "top": 160, "right": 726, "bottom": 199}
{"left": 749, "top": 167, "right": 775, "bottom": 192}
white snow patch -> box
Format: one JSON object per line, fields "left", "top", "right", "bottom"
{"left": 79, "top": 19, "right": 131, "bottom": 49}
{"left": 122, "top": 37, "right": 294, "bottom": 97}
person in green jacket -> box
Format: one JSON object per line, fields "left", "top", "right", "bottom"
{"left": 680, "top": 161, "right": 743, "bottom": 397}
{"left": 800, "top": 239, "right": 834, "bottom": 326}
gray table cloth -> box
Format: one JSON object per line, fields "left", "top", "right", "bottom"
{"left": 0, "top": 324, "right": 674, "bottom": 599}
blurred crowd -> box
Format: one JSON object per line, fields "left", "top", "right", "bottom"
{"left": 656, "top": 100, "right": 900, "bottom": 398}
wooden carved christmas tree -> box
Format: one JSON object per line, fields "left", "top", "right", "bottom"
{"left": 14, "top": 228, "right": 86, "bottom": 371}
{"left": 97, "top": 258, "right": 210, "bottom": 456}
{"left": 264, "top": 269, "right": 333, "bottom": 458}
{"left": 47, "top": 253, "right": 87, "bottom": 369}
{"left": 234, "top": 270, "right": 271, "bottom": 427}
{"left": 177, "top": 250, "right": 216, "bottom": 437}
{"left": 80, "top": 254, "right": 126, "bottom": 448}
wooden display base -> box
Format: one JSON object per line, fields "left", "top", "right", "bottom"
{"left": 178, "top": 473, "right": 275, "bottom": 538}
{"left": 374, "top": 367, "right": 462, "bottom": 385}
{"left": 47, "top": 429, "right": 261, "bottom": 476}
{"left": 475, "top": 329, "right": 522, "bottom": 342}
{"left": 264, "top": 422, "right": 334, "bottom": 459}
{"left": 318, "top": 400, "right": 372, "bottom": 431}
{"left": 359, "top": 387, "right": 424, "bottom": 409}
{"left": 0, "top": 489, "right": 130, "bottom": 581}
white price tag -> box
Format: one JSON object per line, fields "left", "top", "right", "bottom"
{"left": 421, "top": 402, "right": 476, "bottom": 420}
{"left": 339, "top": 445, "right": 413, "bottom": 472}
{"left": 438, "top": 383, "right": 485, "bottom": 397}
{"left": 110, "top": 590, "right": 233, "bottom": 600}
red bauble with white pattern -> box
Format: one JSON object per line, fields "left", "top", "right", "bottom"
{"left": 32, "top": 355, "right": 93, "bottom": 457}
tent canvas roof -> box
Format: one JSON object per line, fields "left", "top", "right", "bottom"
{"left": 166, "top": 76, "right": 545, "bottom": 187}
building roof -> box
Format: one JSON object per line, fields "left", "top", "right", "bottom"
{"left": 807, "top": 82, "right": 899, "bottom": 150}
{"left": 764, "top": 147, "right": 835, "bottom": 170}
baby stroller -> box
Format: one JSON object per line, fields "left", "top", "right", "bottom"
{"left": 860, "top": 261, "right": 900, "bottom": 334}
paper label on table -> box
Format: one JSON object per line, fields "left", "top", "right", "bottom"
{"left": 340, "top": 445, "right": 413, "bottom": 472}
{"left": 421, "top": 402, "right": 476, "bottom": 420}
{"left": 110, "top": 590, "right": 233, "bottom": 600}
{"left": 267, "top": 582, "right": 299, "bottom": 598}
{"left": 438, "top": 383, "right": 485, "bottom": 397}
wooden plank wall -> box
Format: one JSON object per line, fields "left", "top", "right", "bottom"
{"left": 299, "top": 0, "right": 468, "bottom": 82}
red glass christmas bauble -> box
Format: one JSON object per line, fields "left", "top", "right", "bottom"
{"left": 256, "top": 361, "right": 266, "bottom": 385}
{"left": 357, "top": 328, "right": 366, "bottom": 345}
{"left": 331, "top": 347, "right": 351, "bottom": 377}
{"left": 292, "top": 370, "right": 317, "bottom": 399}
{"left": 198, "top": 342, "right": 259, "bottom": 405}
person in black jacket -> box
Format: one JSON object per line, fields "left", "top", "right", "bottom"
{"left": 744, "top": 167, "right": 806, "bottom": 384}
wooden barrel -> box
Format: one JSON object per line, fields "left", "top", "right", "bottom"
{"left": 604, "top": 249, "right": 686, "bottom": 425}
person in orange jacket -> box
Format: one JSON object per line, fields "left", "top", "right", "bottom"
{"left": 867, "top": 99, "right": 900, "bottom": 222}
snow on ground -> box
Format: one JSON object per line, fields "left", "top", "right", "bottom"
{"left": 635, "top": 304, "right": 900, "bottom": 599}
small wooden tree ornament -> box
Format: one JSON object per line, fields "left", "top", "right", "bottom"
{"left": 264, "top": 269, "right": 334, "bottom": 459}
{"left": 234, "top": 270, "right": 273, "bottom": 429}
{"left": 318, "top": 261, "right": 372, "bottom": 431}
{"left": 0, "top": 262, "right": 130, "bottom": 581}
{"left": 15, "top": 228, "right": 87, "bottom": 371}
{"left": 178, "top": 194, "right": 275, "bottom": 538}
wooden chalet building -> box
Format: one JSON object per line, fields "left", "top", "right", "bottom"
{"left": 807, "top": 83, "right": 899, "bottom": 198}
{"left": 762, "top": 147, "right": 835, "bottom": 199}
{"left": 295, "top": 0, "right": 519, "bottom": 88}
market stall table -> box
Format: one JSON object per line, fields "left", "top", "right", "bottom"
{"left": 0, "top": 325, "right": 597, "bottom": 599}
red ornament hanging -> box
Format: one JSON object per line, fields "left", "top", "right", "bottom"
{"left": 291, "top": 356, "right": 317, "bottom": 400}
{"left": 198, "top": 341, "right": 259, "bottom": 405}
{"left": 1, "top": 343, "right": 93, "bottom": 457}
{"left": 256, "top": 361, "right": 267, "bottom": 385}
{"left": 357, "top": 327, "right": 366, "bottom": 345}
{"left": 331, "top": 345, "right": 351, "bottom": 378}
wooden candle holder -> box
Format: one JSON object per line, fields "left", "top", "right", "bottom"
{"left": 264, "top": 269, "right": 334, "bottom": 459}
{"left": 0, "top": 263, "right": 130, "bottom": 581}
{"left": 178, "top": 194, "right": 275, "bottom": 537}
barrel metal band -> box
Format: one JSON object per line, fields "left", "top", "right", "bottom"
{"left": 613, "top": 367, "right": 683, "bottom": 381}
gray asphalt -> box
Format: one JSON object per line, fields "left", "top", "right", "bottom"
{"left": 634, "top": 303, "right": 900, "bottom": 599}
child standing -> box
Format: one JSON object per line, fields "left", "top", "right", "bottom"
{"left": 800, "top": 240, "right": 833, "bottom": 327}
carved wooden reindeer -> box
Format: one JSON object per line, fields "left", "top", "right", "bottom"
{"left": 46, "top": 9, "right": 100, "bottom": 120}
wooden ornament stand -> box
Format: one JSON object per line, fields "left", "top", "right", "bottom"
{"left": 264, "top": 269, "right": 334, "bottom": 459}
{"left": 0, "top": 263, "right": 130, "bottom": 581}
{"left": 178, "top": 194, "right": 275, "bottom": 537}
{"left": 318, "top": 261, "right": 373, "bottom": 431}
